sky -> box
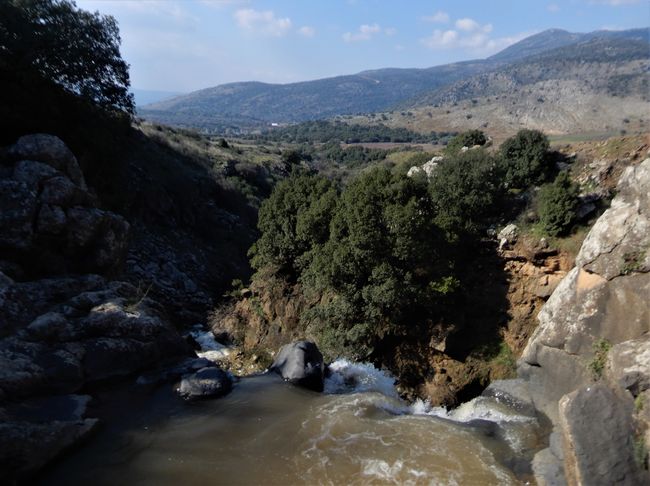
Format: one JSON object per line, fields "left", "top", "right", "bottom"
{"left": 75, "top": 0, "right": 649, "bottom": 93}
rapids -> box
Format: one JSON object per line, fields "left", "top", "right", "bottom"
{"left": 38, "top": 334, "right": 541, "bottom": 485}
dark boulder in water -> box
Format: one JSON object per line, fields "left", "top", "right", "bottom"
{"left": 178, "top": 366, "right": 232, "bottom": 400}
{"left": 270, "top": 341, "right": 324, "bottom": 392}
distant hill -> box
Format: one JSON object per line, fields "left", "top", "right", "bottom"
{"left": 140, "top": 27, "right": 649, "bottom": 132}
{"left": 131, "top": 89, "right": 183, "bottom": 107}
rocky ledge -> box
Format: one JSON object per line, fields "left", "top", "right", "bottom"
{"left": 503, "top": 156, "right": 650, "bottom": 485}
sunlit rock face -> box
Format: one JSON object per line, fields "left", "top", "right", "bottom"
{"left": 518, "top": 157, "right": 650, "bottom": 485}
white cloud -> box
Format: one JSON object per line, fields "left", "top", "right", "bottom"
{"left": 421, "top": 19, "right": 532, "bottom": 57}
{"left": 423, "top": 11, "right": 450, "bottom": 23}
{"left": 421, "top": 29, "right": 459, "bottom": 49}
{"left": 384, "top": 27, "right": 397, "bottom": 36}
{"left": 342, "top": 23, "right": 381, "bottom": 42}
{"left": 455, "top": 18, "right": 479, "bottom": 32}
{"left": 234, "top": 9, "right": 292, "bottom": 37}
{"left": 547, "top": 3, "right": 561, "bottom": 12}
{"left": 298, "top": 26, "right": 316, "bottom": 37}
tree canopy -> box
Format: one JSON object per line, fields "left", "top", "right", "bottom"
{"left": 0, "top": 0, "right": 134, "bottom": 113}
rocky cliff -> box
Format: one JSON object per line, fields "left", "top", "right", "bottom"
{"left": 515, "top": 156, "right": 650, "bottom": 485}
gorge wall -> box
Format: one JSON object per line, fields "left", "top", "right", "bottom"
{"left": 515, "top": 156, "right": 650, "bottom": 485}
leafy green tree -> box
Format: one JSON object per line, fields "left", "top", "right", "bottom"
{"left": 499, "top": 129, "right": 552, "bottom": 188}
{"left": 249, "top": 171, "right": 338, "bottom": 278}
{"left": 445, "top": 130, "right": 487, "bottom": 154}
{"left": 0, "top": 0, "right": 134, "bottom": 113}
{"left": 301, "top": 168, "right": 454, "bottom": 359}
{"left": 428, "top": 149, "right": 505, "bottom": 238}
{"left": 536, "top": 171, "right": 580, "bottom": 236}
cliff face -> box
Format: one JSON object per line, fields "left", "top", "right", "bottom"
{"left": 518, "top": 157, "right": 650, "bottom": 485}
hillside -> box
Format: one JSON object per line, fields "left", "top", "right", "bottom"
{"left": 139, "top": 28, "right": 648, "bottom": 134}
{"left": 140, "top": 61, "right": 491, "bottom": 131}
{"left": 344, "top": 32, "right": 649, "bottom": 140}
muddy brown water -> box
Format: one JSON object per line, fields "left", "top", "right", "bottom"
{"left": 38, "top": 362, "right": 537, "bottom": 485}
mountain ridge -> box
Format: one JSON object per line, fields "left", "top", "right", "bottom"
{"left": 140, "top": 27, "right": 649, "bottom": 132}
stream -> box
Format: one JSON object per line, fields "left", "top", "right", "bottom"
{"left": 38, "top": 337, "right": 543, "bottom": 485}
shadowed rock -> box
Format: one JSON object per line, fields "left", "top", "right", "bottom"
{"left": 270, "top": 341, "right": 325, "bottom": 392}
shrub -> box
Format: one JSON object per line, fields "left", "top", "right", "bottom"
{"left": 249, "top": 171, "right": 338, "bottom": 278}
{"left": 499, "top": 129, "right": 552, "bottom": 188}
{"left": 428, "top": 149, "right": 505, "bottom": 238}
{"left": 445, "top": 130, "right": 487, "bottom": 154}
{"left": 536, "top": 171, "right": 580, "bottom": 237}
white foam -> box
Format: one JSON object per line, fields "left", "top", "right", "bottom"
{"left": 189, "top": 326, "right": 232, "bottom": 361}
{"left": 324, "top": 359, "right": 398, "bottom": 397}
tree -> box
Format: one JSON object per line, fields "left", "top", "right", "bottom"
{"left": 428, "top": 149, "right": 505, "bottom": 238}
{"left": 499, "top": 129, "right": 552, "bottom": 188}
{"left": 445, "top": 130, "right": 487, "bottom": 154}
{"left": 536, "top": 171, "right": 580, "bottom": 236}
{"left": 0, "top": 0, "right": 134, "bottom": 113}
{"left": 249, "top": 171, "right": 338, "bottom": 278}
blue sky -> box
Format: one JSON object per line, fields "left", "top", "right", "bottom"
{"left": 75, "top": 0, "right": 649, "bottom": 92}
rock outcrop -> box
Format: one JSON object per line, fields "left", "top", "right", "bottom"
{"left": 1, "top": 134, "right": 129, "bottom": 278}
{"left": 0, "top": 135, "right": 192, "bottom": 482}
{"left": 518, "top": 157, "right": 650, "bottom": 485}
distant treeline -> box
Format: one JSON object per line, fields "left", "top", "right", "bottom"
{"left": 255, "top": 120, "right": 456, "bottom": 144}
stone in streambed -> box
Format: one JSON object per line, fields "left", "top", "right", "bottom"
{"left": 178, "top": 367, "right": 232, "bottom": 400}
{"left": 270, "top": 340, "right": 324, "bottom": 392}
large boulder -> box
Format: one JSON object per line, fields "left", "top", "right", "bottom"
{"left": 270, "top": 341, "right": 325, "bottom": 392}
{"left": 177, "top": 366, "right": 232, "bottom": 400}
{"left": 1, "top": 135, "right": 129, "bottom": 277}
{"left": 8, "top": 134, "right": 87, "bottom": 189}
{"left": 558, "top": 384, "right": 642, "bottom": 486}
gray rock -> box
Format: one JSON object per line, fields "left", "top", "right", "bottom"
{"left": 607, "top": 335, "right": 650, "bottom": 395}
{"left": 12, "top": 159, "right": 58, "bottom": 187}
{"left": 558, "top": 384, "right": 644, "bottom": 485}
{"left": 576, "top": 158, "right": 650, "bottom": 280}
{"left": 40, "top": 175, "right": 84, "bottom": 207}
{"left": 0, "top": 417, "right": 98, "bottom": 482}
{"left": 178, "top": 366, "right": 232, "bottom": 399}
{"left": 270, "top": 340, "right": 325, "bottom": 392}
{"left": 26, "top": 312, "right": 70, "bottom": 341}
{"left": 482, "top": 379, "right": 536, "bottom": 416}
{"left": 0, "top": 179, "right": 37, "bottom": 250}
{"left": 498, "top": 223, "right": 519, "bottom": 249}
{"left": 8, "top": 134, "right": 86, "bottom": 189}
{"left": 36, "top": 204, "right": 67, "bottom": 235}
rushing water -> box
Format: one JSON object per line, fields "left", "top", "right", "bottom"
{"left": 39, "top": 335, "right": 541, "bottom": 485}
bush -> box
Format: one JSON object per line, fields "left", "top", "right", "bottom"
{"left": 428, "top": 149, "right": 505, "bottom": 238}
{"left": 445, "top": 130, "right": 487, "bottom": 154}
{"left": 249, "top": 171, "right": 338, "bottom": 278}
{"left": 499, "top": 129, "right": 552, "bottom": 188}
{"left": 536, "top": 171, "right": 580, "bottom": 236}
{"left": 300, "top": 168, "right": 455, "bottom": 360}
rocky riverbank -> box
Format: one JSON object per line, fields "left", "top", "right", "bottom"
{"left": 0, "top": 135, "right": 194, "bottom": 481}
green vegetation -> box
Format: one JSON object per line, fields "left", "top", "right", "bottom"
{"left": 536, "top": 171, "right": 580, "bottom": 237}
{"left": 1, "top": 0, "right": 133, "bottom": 113}
{"left": 445, "top": 130, "right": 487, "bottom": 155}
{"left": 256, "top": 120, "right": 453, "bottom": 144}
{"left": 589, "top": 339, "right": 612, "bottom": 380}
{"left": 621, "top": 249, "right": 647, "bottom": 275}
{"left": 499, "top": 129, "right": 553, "bottom": 188}
{"left": 429, "top": 149, "right": 505, "bottom": 238}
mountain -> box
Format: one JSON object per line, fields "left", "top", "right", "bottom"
{"left": 140, "top": 27, "right": 649, "bottom": 132}
{"left": 140, "top": 61, "right": 492, "bottom": 131}
{"left": 131, "top": 89, "right": 183, "bottom": 107}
